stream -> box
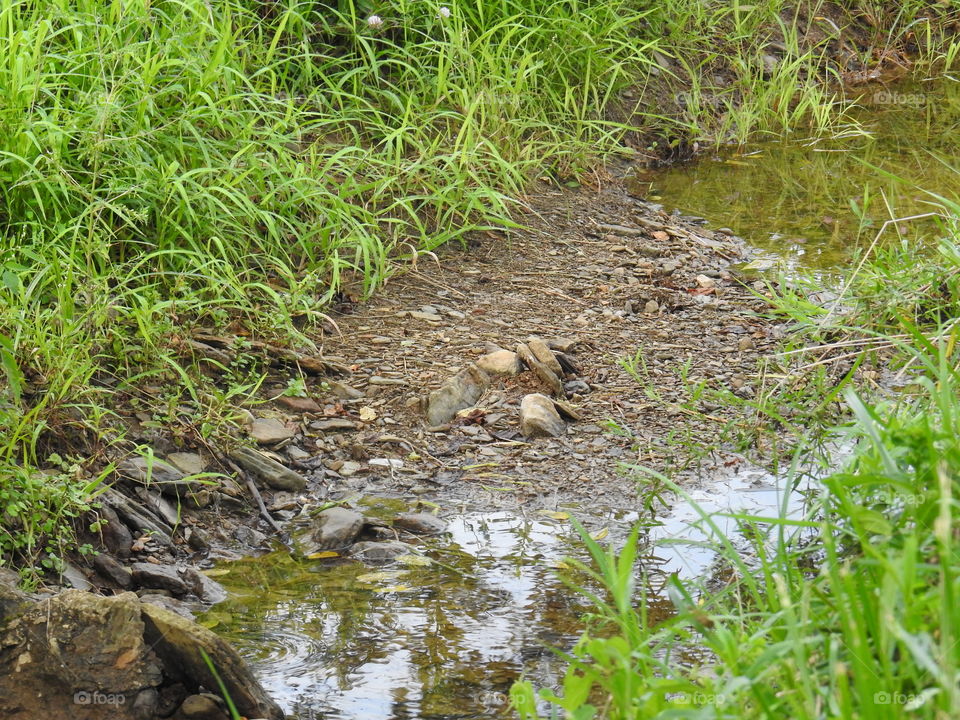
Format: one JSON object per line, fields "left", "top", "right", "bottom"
{"left": 200, "top": 77, "right": 960, "bottom": 719}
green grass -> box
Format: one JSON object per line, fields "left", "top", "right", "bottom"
{"left": 0, "top": 0, "right": 957, "bottom": 582}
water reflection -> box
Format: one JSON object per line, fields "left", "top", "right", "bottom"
{"left": 632, "top": 79, "right": 960, "bottom": 275}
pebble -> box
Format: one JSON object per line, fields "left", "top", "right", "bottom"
{"left": 476, "top": 350, "right": 522, "bottom": 375}
{"left": 249, "top": 418, "right": 296, "bottom": 444}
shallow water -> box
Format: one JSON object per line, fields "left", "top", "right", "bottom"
{"left": 631, "top": 78, "right": 960, "bottom": 275}
{"left": 201, "top": 78, "right": 959, "bottom": 718}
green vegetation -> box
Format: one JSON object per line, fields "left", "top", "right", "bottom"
{"left": 513, "top": 204, "right": 960, "bottom": 716}
{"left": 0, "top": 0, "right": 956, "bottom": 580}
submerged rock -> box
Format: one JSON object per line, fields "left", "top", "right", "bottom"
{"left": 394, "top": 512, "right": 447, "bottom": 535}
{"left": 347, "top": 541, "right": 411, "bottom": 563}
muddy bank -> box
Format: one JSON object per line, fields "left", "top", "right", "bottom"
{"left": 49, "top": 160, "right": 787, "bottom": 597}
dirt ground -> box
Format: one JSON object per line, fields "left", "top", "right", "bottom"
{"left": 265, "top": 159, "right": 783, "bottom": 517}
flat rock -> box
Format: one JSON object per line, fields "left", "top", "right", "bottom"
{"left": 305, "top": 507, "right": 365, "bottom": 552}
{"left": 329, "top": 380, "right": 365, "bottom": 399}
{"left": 394, "top": 513, "right": 447, "bottom": 535}
{"left": 118, "top": 456, "right": 193, "bottom": 496}
{"left": 425, "top": 364, "right": 490, "bottom": 426}
{"left": 229, "top": 446, "right": 307, "bottom": 491}
{"left": 93, "top": 554, "right": 133, "bottom": 589}
{"left": 476, "top": 350, "right": 522, "bottom": 375}
{"left": 249, "top": 417, "right": 296, "bottom": 444}
{"left": 277, "top": 395, "right": 322, "bottom": 413}
{"left": 310, "top": 418, "right": 358, "bottom": 432}
{"left": 347, "top": 541, "right": 411, "bottom": 563}
{"left": 131, "top": 563, "right": 190, "bottom": 597}
{"left": 526, "top": 338, "right": 564, "bottom": 377}
{"left": 176, "top": 694, "right": 229, "bottom": 720}
{"left": 167, "top": 452, "right": 207, "bottom": 476}
{"left": 339, "top": 460, "right": 363, "bottom": 476}
{"left": 520, "top": 394, "right": 566, "bottom": 438}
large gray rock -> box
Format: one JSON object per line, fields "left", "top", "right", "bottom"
{"left": 131, "top": 562, "right": 190, "bottom": 597}
{"left": 520, "top": 394, "right": 566, "bottom": 438}
{"left": 425, "top": 364, "right": 490, "bottom": 425}
{"left": 0, "top": 590, "right": 282, "bottom": 720}
{"left": 229, "top": 446, "right": 306, "bottom": 491}
{"left": 0, "top": 590, "right": 163, "bottom": 719}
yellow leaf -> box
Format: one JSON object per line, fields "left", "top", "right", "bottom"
{"left": 538, "top": 510, "right": 570, "bottom": 521}
{"left": 397, "top": 554, "right": 432, "bottom": 567}
{"left": 359, "top": 406, "right": 377, "bottom": 421}
{"left": 201, "top": 569, "right": 232, "bottom": 577}
{"left": 306, "top": 551, "right": 340, "bottom": 559}
{"left": 590, "top": 527, "right": 609, "bottom": 541}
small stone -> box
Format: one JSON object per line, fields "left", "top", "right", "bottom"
{"left": 235, "top": 526, "right": 269, "bottom": 548}
{"left": 368, "top": 376, "right": 408, "bottom": 386}
{"left": 369, "top": 458, "right": 404, "bottom": 470}
{"left": 519, "top": 394, "right": 566, "bottom": 438}
{"left": 564, "top": 379, "right": 591, "bottom": 395}
{"left": 516, "top": 343, "right": 564, "bottom": 396}
{"left": 286, "top": 445, "right": 310, "bottom": 461}
{"left": 410, "top": 310, "right": 442, "bottom": 322}
{"left": 118, "top": 456, "right": 188, "bottom": 491}
{"left": 425, "top": 364, "right": 490, "bottom": 426}
{"left": 277, "top": 395, "right": 322, "bottom": 413}
{"left": 527, "top": 338, "right": 564, "bottom": 377}
{"left": 394, "top": 513, "right": 447, "bottom": 535}
{"left": 339, "top": 461, "right": 363, "bottom": 476}
{"left": 310, "top": 418, "right": 358, "bottom": 432}
{"left": 249, "top": 417, "right": 296, "bottom": 444}
{"left": 329, "top": 381, "right": 365, "bottom": 399}
{"left": 92, "top": 553, "right": 133, "bottom": 589}
{"left": 60, "top": 561, "right": 92, "bottom": 591}
{"left": 545, "top": 337, "right": 579, "bottom": 352}
{"left": 166, "top": 452, "right": 206, "bottom": 476}
{"left": 476, "top": 350, "right": 522, "bottom": 376}
{"left": 131, "top": 562, "right": 190, "bottom": 596}
{"left": 176, "top": 694, "right": 229, "bottom": 720}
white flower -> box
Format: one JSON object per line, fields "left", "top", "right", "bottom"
{"left": 367, "top": 14, "right": 383, "bottom": 27}
{"left": 438, "top": 6, "right": 451, "bottom": 18}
